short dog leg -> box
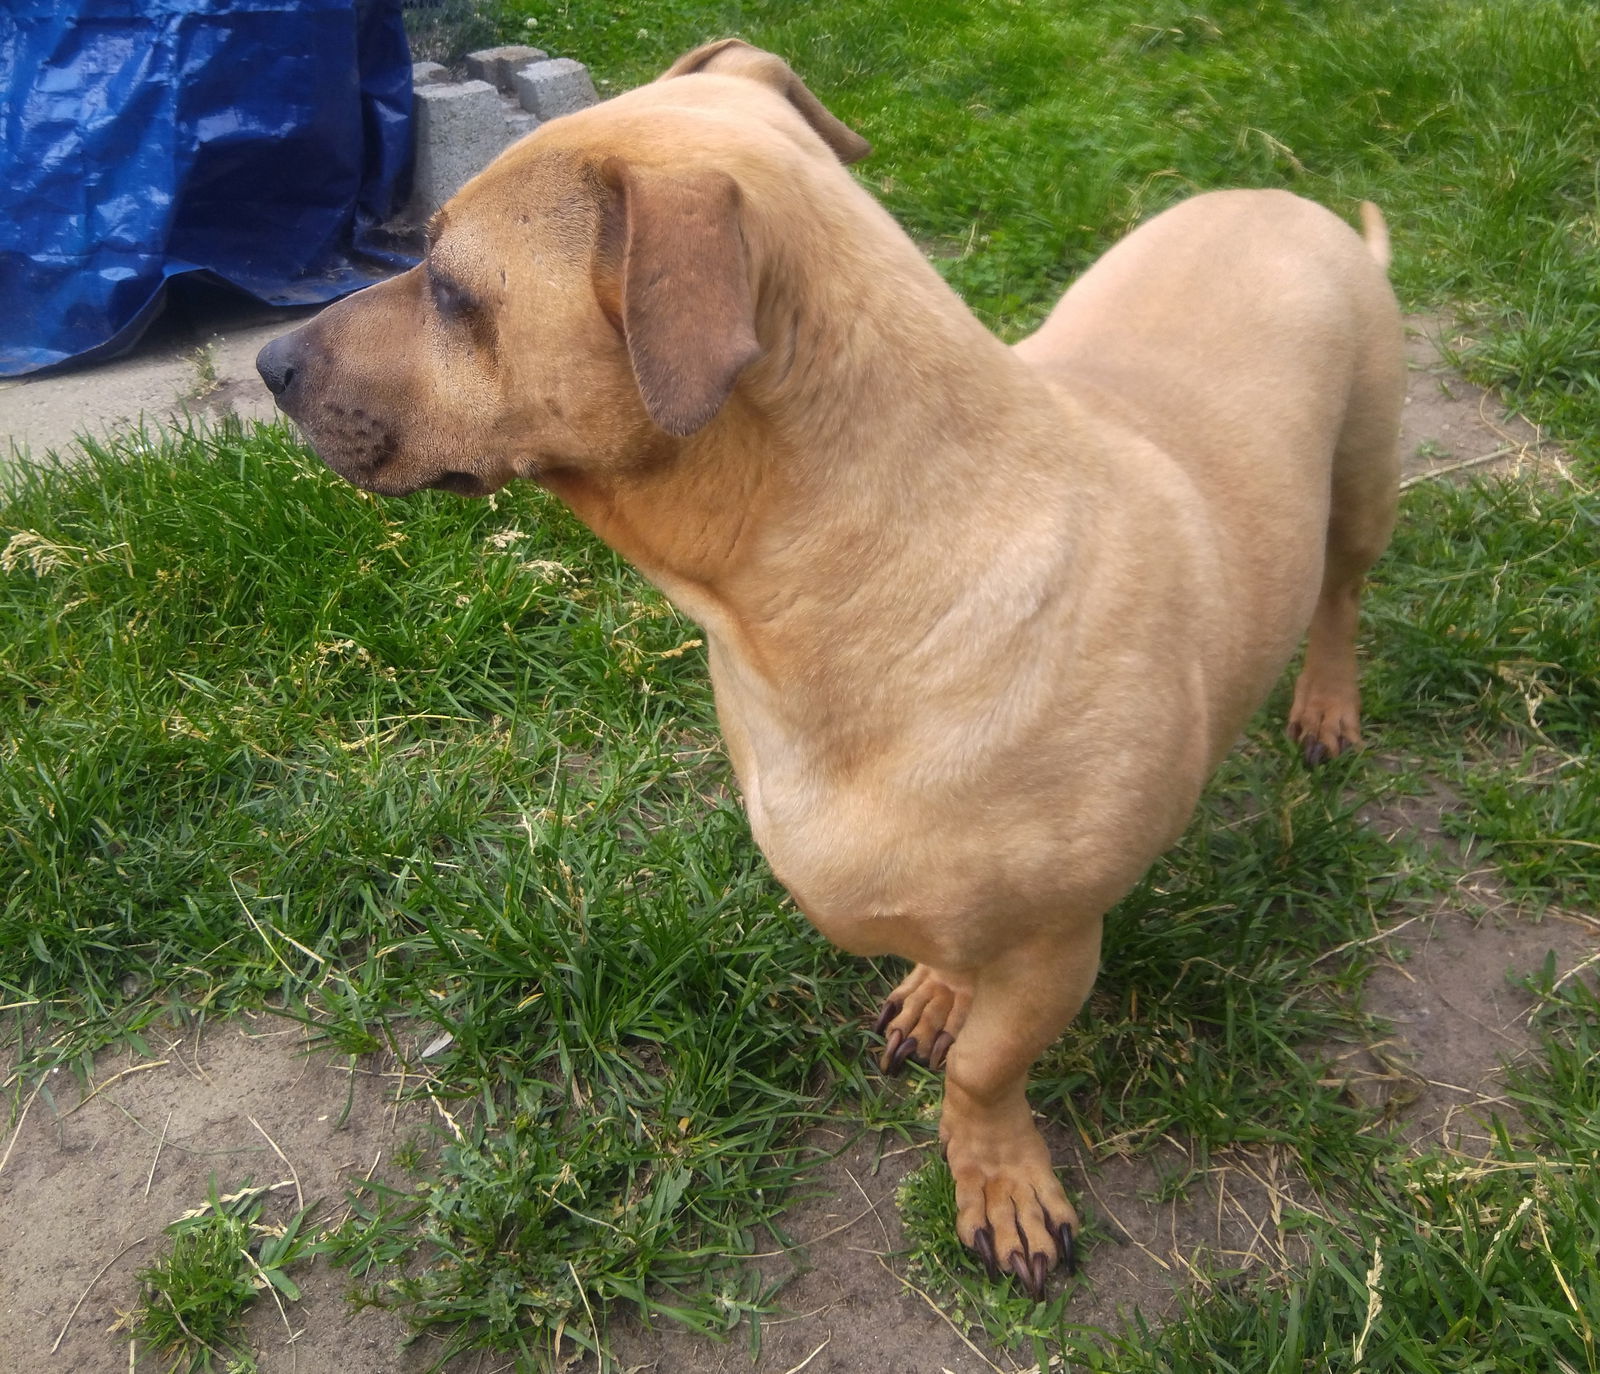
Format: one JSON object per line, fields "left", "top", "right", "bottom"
{"left": 874, "top": 964, "right": 972, "bottom": 1073}
{"left": 1287, "top": 573, "right": 1366, "bottom": 765}
{"left": 1290, "top": 350, "right": 1401, "bottom": 766}
{"left": 939, "top": 921, "right": 1101, "bottom": 1298}
{"left": 1287, "top": 467, "right": 1395, "bottom": 765}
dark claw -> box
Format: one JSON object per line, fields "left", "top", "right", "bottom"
{"left": 872, "top": 999, "right": 901, "bottom": 1034}
{"left": 1303, "top": 738, "right": 1330, "bottom": 767}
{"left": 971, "top": 1225, "right": 999, "bottom": 1279}
{"left": 1031, "top": 1250, "right": 1049, "bottom": 1297}
{"left": 929, "top": 1029, "right": 954, "bottom": 1070}
{"left": 1007, "top": 1249, "right": 1044, "bottom": 1300}
{"left": 1056, "top": 1221, "right": 1078, "bottom": 1277}
{"left": 879, "top": 1027, "right": 902, "bottom": 1070}
{"left": 887, "top": 1032, "right": 919, "bottom": 1074}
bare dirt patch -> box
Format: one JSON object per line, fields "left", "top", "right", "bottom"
{"left": 1344, "top": 771, "right": 1600, "bottom": 1154}
{"left": 0, "top": 1016, "right": 458, "bottom": 1374}
{"left": 1398, "top": 315, "right": 1573, "bottom": 488}
{"left": 603, "top": 1124, "right": 1321, "bottom": 1374}
{"left": 1343, "top": 896, "right": 1598, "bottom": 1151}
{"left": 3, "top": 317, "right": 1595, "bottom": 1372}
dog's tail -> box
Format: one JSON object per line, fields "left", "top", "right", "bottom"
{"left": 1358, "top": 201, "right": 1391, "bottom": 272}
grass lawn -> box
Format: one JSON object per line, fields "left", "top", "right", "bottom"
{"left": 3, "top": 1, "right": 1598, "bottom": 1369}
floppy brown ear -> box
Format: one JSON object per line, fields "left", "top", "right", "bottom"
{"left": 659, "top": 38, "right": 871, "bottom": 165}
{"left": 595, "top": 160, "right": 761, "bottom": 438}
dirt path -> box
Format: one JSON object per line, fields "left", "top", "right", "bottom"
{"left": 0, "top": 289, "right": 307, "bottom": 466}
{"left": 0, "top": 1018, "right": 456, "bottom": 1374}
{"left": 2, "top": 319, "right": 1594, "bottom": 1373}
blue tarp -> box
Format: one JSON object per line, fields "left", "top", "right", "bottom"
{"left": 0, "top": 0, "right": 419, "bottom": 377}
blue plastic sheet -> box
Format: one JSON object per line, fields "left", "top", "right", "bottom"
{"left": 0, "top": 0, "right": 419, "bottom": 376}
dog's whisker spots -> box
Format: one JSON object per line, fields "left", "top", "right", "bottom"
{"left": 368, "top": 433, "right": 399, "bottom": 470}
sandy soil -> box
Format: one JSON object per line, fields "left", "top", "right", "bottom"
{"left": 2, "top": 318, "right": 1595, "bottom": 1373}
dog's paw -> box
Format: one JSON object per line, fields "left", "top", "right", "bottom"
{"left": 1286, "top": 693, "right": 1362, "bottom": 767}
{"left": 947, "top": 1129, "right": 1078, "bottom": 1298}
{"left": 873, "top": 964, "right": 971, "bottom": 1074}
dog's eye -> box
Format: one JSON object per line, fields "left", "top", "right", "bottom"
{"left": 430, "top": 273, "right": 480, "bottom": 320}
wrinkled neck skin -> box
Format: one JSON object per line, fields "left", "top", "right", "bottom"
{"left": 541, "top": 166, "right": 1100, "bottom": 743}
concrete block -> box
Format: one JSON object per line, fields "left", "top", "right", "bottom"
{"left": 465, "top": 45, "right": 548, "bottom": 93}
{"left": 406, "top": 80, "right": 513, "bottom": 220}
{"left": 411, "top": 60, "right": 450, "bottom": 87}
{"left": 513, "top": 58, "right": 598, "bottom": 120}
{"left": 505, "top": 112, "right": 542, "bottom": 142}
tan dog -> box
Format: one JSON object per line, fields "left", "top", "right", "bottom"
{"left": 257, "top": 40, "right": 1403, "bottom": 1296}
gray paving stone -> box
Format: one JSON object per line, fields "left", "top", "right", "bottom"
{"left": 407, "top": 80, "right": 513, "bottom": 219}
{"left": 505, "top": 111, "right": 542, "bottom": 141}
{"left": 513, "top": 58, "right": 598, "bottom": 119}
{"left": 464, "top": 45, "right": 549, "bottom": 93}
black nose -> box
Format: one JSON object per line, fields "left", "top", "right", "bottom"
{"left": 256, "top": 334, "right": 300, "bottom": 397}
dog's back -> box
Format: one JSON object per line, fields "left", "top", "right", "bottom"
{"left": 1017, "top": 190, "right": 1400, "bottom": 492}
{"left": 1013, "top": 188, "right": 1404, "bottom": 758}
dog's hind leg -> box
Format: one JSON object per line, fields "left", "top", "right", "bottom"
{"left": 875, "top": 964, "right": 972, "bottom": 1072}
{"left": 938, "top": 919, "right": 1102, "bottom": 1296}
{"left": 1288, "top": 338, "right": 1403, "bottom": 765}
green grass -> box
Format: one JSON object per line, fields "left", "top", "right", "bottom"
{"left": 128, "top": 1182, "right": 319, "bottom": 1373}
{"left": 1061, "top": 974, "right": 1600, "bottom": 1374}
{"left": 1362, "top": 476, "right": 1600, "bottom": 908}
{"left": 5, "top": 0, "right": 1600, "bottom": 1368}
{"left": 0, "top": 422, "right": 875, "bottom": 1363}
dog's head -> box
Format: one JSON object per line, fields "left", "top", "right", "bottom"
{"left": 255, "top": 40, "right": 869, "bottom": 498}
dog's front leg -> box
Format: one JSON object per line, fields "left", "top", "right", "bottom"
{"left": 937, "top": 919, "right": 1102, "bottom": 1297}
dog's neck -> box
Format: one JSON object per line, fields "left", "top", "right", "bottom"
{"left": 550, "top": 177, "right": 1098, "bottom": 706}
